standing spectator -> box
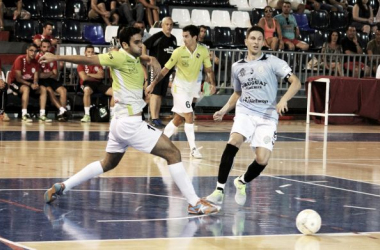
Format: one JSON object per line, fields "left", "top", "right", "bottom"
{"left": 258, "top": 6, "right": 283, "bottom": 51}
{"left": 36, "top": 39, "right": 68, "bottom": 121}
{"left": 366, "top": 29, "right": 380, "bottom": 74}
{"left": 0, "top": 0, "right": 30, "bottom": 31}
{"left": 89, "top": 0, "right": 119, "bottom": 26}
{"left": 33, "top": 22, "right": 58, "bottom": 53}
{"left": 351, "top": 0, "right": 377, "bottom": 34}
{"left": 138, "top": 0, "right": 159, "bottom": 28}
{"left": 0, "top": 58, "right": 9, "bottom": 121}
{"left": 142, "top": 17, "right": 177, "bottom": 128}
{"left": 321, "top": 31, "right": 343, "bottom": 76}
{"left": 275, "top": 1, "right": 309, "bottom": 51}
{"left": 133, "top": 21, "right": 151, "bottom": 42}
{"left": 8, "top": 43, "right": 51, "bottom": 122}
{"left": 113, "top": 0, "right": 144, "bottom": 27}
{"left": 341, "top": 25, "right": 371, "bottom": 76}
{"left": 77, "top": 45, "right": 114, "bottom": 123}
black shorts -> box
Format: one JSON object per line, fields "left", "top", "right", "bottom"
{"left": 82, "top": 81, "right": 110, "bottom": 95}
{"left": 152, "top": 70, "right": 172, "bottom": 97}
{"left": 39, "top": 78, "right": 63, "bottom": 91}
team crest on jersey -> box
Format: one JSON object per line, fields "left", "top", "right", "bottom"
{"left": 258, "top": 66, "right": 264, "bottom": 73}
{"left": 108, "top": 52, "right": 113, "bottom": 59}
{"left": 250, "top": 68, "right": 254, "bottom": 74}
{"left": 196, "top": 53, "right": 200, "bottom": 58}
{"left": 31, "top": 68, "right": 36, "bottom": 73}
{"left": 94, "top": 66, "right": 99, "bottom": 71}
{"left": 238, "top": 68, "right": 246, "bottom": 77}
{"left": 182, "top": 61, "right": 189, "bottom": 67}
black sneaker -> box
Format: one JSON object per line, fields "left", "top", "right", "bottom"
{"left": 57, "top": 111, "right": 68, "bottom": 122}
{"left": 151, "top": 119, "right": 165, "bottom": 128}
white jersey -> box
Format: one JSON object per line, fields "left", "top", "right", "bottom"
{"left": 232, "top": 53, "right": 292, "bottom": 122}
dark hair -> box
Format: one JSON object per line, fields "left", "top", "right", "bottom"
{"left": 27, "top": 43, "right": 38, "bottom": 50}
{"left": 41, "top": 39, "right": 51, "bottom": 45}
{"left": 199, "top": 25, "right": 208, "bottom": 30}
{"left": 283, "top": 1, "right": 291, "bottom": 6}
{"left": 356, "top": 0, "right": 369, "bottom": 13}
{"left": 183, "top": 25, "right": 199, "bottom": 38}
{"left": 85, "top": 44, "right": 94, "bottom": 51}
{"left": 43, "top": 21, "right": 54, "bottom": 28}
{"left": 246, "top": 26, "right": 265, "bottom": 38}
{"left": 119, "top": 27, "right": 141, "bottom": 46}
{"left": 327, "top": 31, "right": 341, "bottom": 44}
{"left": 117, "top": 25, "right": 127, "bottom": 39}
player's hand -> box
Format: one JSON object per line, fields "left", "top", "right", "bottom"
{"left": 145, "top": 84, "right": 154, "bottom": 96}
{"left": 13, "top": 10, "right": 21, "bottom": 20}
{"left": 39, "top": 53, "right": 58, "bottom": 64}
{"left": 213, "top": 110, "right": 225, "bottom": 121}
{"left": 147, "top": 57, "right": 162, "bottom": 78}
{"left": 209, "top": 85, "right": 216, "bottom": 95}
{"left": 276, "top": 99, "right": 288, "bottom": 116}
{"left": 31, "top": 83, "right": 39, "bottom": 90}
{"left": 0, "top": 79, "right": 5, "bottom": 89}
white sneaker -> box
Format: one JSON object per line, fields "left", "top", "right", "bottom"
{"left": 191, "top": 147, "right": 202, "bottom": 159}
{"left": 206, "top": 189, "right": 224, "bottom": 205}
{"left": 234, "top": 177, "right": 247, "bottom": 206}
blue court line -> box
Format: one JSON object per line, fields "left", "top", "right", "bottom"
{"left": 1, "top": 131, "right": 380, "bottom": 142}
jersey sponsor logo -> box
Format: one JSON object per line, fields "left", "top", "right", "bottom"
{"left": 164, "top": 47, "right": 175, "bottom": 54}
{"left": 242, "top": 96, "right": 268, "bottom": 104}
{"left": 181, "top": 61, "right": 189, "bottom": 67}
{"left": 242, "top": 78, "right": 267, "bottom": 89}
{"left": 181, "top": 56, "right": 190, "bottom": 58}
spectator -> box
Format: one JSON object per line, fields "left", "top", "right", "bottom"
{"left": 275, "top": 1, "right": 309, "bottom": 51}
{"left": 35, "top": 39, "right": 68, "bottom": 121}
{"left": 77, "top": 45, "right": 114, "bottom": 123}
{"left": 0, "top": 58, "right": 9, "bottom": 121}
{"left": 33, "top": 22, "right": 58, "bottom": 53}
{"left": 133, "top": 21, "right": 151, "bottom": 42}
{"left": 142, "top": 17, "right": 177, "bottom": 128}
{"left": 113, "top": 0, "right": 144, "bottom": 27}
{"left": 268, "top": 0, "right": 305, "bottom": 14}
{"left": 198, "top": 25, "right": 219, "bottom": 70}
{"left": 351, "top": 0, "right": 377, "bottom": 34}
{"left": 89, "top": 0, "right": 119, "bottom": 26}
{"left": 8, "top": 43, "right": 51, "bottom": 122}
{"left": 138, "top": 0, "right": 159, "bottom": 28}
{"left": 341, "top": 25, "right": 371, "bottom": 76}
{"left": 0, "top": 0, "right": 30, "bottom": 31}
{"left": 321, "top": 31, "right": 343, "bottom": 76}
{"left": 327, "top": 0, "right": 349, "bottom": 12}
{"left": 306, "top": 0, "right": 338, "bottom": 11}
{"left": 366, "top": 28, "right": 380, "bottom": 74}
{"left": 258, "top": 6, "right": 283, "bottom": 51}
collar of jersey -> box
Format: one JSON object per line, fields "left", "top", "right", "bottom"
{"left": 185, "top": 44, "right": 199, "bottom": 57}
{"left": 245, "top": 52, "right": 264, "bottom": 62}
{"left": 119, "top": 48, "right": 139, "bottom": 61}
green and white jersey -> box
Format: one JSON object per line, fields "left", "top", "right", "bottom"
{"left": 98, "top": 48, "right": 145, "bottom": 116}
{"left": 165, "top": 44, "right": 211, "bottom": 93}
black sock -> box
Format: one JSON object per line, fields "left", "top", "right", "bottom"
{"left": 244, "top": 160, "right": 267, "bottom": 183}
{"left": 216, "top": 187, "right": 224, "bottom": 193}
{"left": 217, "top": 144, "right": 239, "bottom": 184}
{"left": 191, "top": 102, "right": 196, "bottom": 110}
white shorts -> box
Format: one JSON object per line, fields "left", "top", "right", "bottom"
{"left": 192, "top": 81, "right": 202, "bottom": 99}
{"left": 171, "top": 89, "right": 193, "bottom": 114}
{"left": 106, "top": 116, "right": 162, "bottom": 153}
{"left": 231, "top": 113, "right": 277, "bottom": 151}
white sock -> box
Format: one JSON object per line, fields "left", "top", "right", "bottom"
{"left": 40, "top": 109, "right": 46, "bottom": 116}
{"left": 163, "top": 120, "right": 177, "bottom": 138}
{"left": 22, "top": 109, "right": 27, "bottom": 116}
{"left": 59, "top": 107, "right": 66, "bottom": 115}
{"left": 168, "top": 162, "right": 199, "bottom": 206}
{"left": 216, "top": 182, "right": 226, "bottom": 190}
{"left": 84, "top": 107, "right": 90, "bottom": 115}
{"left": 184, "top": 123, "right": 196, "bottom": 149}
{"left": 239, "top": 175, "right": 247, "bottom": 184}
{"left": 110, "top": 107, "right": 114, "bottom": 116}
{"left": 63, "top": 161, "right": 104, "bottom": 194}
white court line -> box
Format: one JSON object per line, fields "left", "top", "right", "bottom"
{"left": 344, "top": 205, "right": 376, "bottom": 211}
{"left": 97, "top": 214, "right": 207, "bottom": 223}
{"left": 0, "top": 237, "right": 36, "bottom": 250}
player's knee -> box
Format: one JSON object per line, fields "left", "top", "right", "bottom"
{"left": 255, "top": 154, "right": 270, "bottom": 166}
{"left": 165, "top": 145, "right": 181, "bottom": 164}
{"left": 100, "top": 159, "right": 118, "bottom": 172}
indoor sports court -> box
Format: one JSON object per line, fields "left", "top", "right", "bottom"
{"left": 1, "top": 120, "right": 380, "bottom": 249}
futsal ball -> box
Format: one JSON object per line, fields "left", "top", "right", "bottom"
{"left": 296, "top": 209, "right": 322, "bottom": 235}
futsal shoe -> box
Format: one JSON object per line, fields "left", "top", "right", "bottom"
{"left": 191, "top": 147, "right": 203, "bottom": 159}
{"left": 234, "top": 177, "right": 247, "bottom": 206}
{"left": 206, "top": 189, "right": 224, "bottom": 205}
{"left": 151, "top": 119, "right": 165, "bottom": 128}
{"left": 44, "top": 183, "right": 65, "bottom": 203}
{"left": 188, "top": 198, "right": 220, "bottom": 215}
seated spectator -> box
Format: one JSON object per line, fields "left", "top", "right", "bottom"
{"left": 0, "top": 58, "right": 9, "bottom": 121}
{"left": 35, "top": 39, "right": 68, "bottom": 121}
{"left": 8, "top": 43, "right": 51, "bottom": 122}
{"left": 33, "top": 22, "right": 58, "bottom": 53}
{"left": 275, "top": 1, "right": 309, "bottom": 51}
{"left": 137, "top": 0, "right": 159, "bottom": 28}
{"left": 89, "top": 0, "right": 119, "bottom": 26}
{"left": 77, "top": 45, "right": 114, "bottom": 123}
{"left": 198, "top": 25, "right": 219, "bottom": 65}
{"left": 327, "top": 0, "right": 349, "bottom": 12}
{"left": 268, "top": 0, "right": 305, "bottom": 14}
{"left": 306, "top": 0, "right": 338, "bottom": 11}
{"left": 366, "top": 28, "right": 380, "bottom": 74}
{"left": 0, "top": 0, "right": 30, "bottom": 31}
{"left": 133, "top": 21, "right": 151, "bottom": 42}
{"left": 113, "top": 0, "right": 144, "bottom": 27}
{"left": 341, "top": 25, "right": 371, "bottom": 77}
{"left": 322, "top": 31, "right": 343, "bottom": 76}
{"left": 258, "top": 6, "right": 284, "bottom": 51}
{"left": 351, "top": 0, "right": 377, "bottom": 34}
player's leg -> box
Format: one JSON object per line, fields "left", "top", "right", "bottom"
{"left": 81, "top": 83, "right": 94, "bottom": 122}
{"left": 163, "top": 113, "right": 182, "bottom": 138}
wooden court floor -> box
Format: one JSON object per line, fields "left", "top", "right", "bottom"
{"left": 1, "top": 119, "right": 380, "bottom": 249}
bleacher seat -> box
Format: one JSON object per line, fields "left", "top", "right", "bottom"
{"left": 310, "top": 10, "right": 329, "bottom": 30}
{"left": 169, "top": 0, "right": 191, "bottom": 4}
{"left": 191, "top": 9, "right": 211, "bottom": 27}
{"left": 249, "top": 0, "right": 266, "bottom": 9}
{"left": 66, "top": 0, "right": 88, "bottom": 20}
{"left": 14, "top": 19, "right": 37, "bottom": 41}
{"left": 231, "top": 11, "right": 251, "bottom": 28}
{"left": 299, "top": 30, "right": 312, "bottom": 45}
{"left": 105, "top": 26, "right": 119, "bottom": 43}
{"left": 312, "top": 30, "right": 329, "bottom": 51}
{"left": 293, "top": 13, "right": 314, "bottom": 32}
{"left": 211, "top": 10, "right": 233, "bottom": 28}
{"left": 357, "top": 31, "right": 369, "bottom": 51}
{"left": 211, "top": 0, "right": 230, "bottom": 7}
{"left": 192, "top": 0, "right": 211, "bottom": 5}
{"left": 201, "top": 26, "right": 212, "bottom": 42}
{"left": 61, "top": 20, "right": 83, "bottom": 43}
{"left": 23, "top": 0, "right": 40, "bottom": 18}
{"left": 83, "top": 25, "right": 106, "bottom": 45}
{"left": 329, "top": 11, "right": 347, "bottom": 31}
{"left": 232, "top": 27, "right": 247, "bottom": 48}
{"left": 230, "top": 0, "right": 251, "bottom": 11}
{"left": 213, "top": 26, "right": 233, "bottom": 47}
{"left": 251, "top": 9, "right": 264, "bottom": 26}
{"left": 158, "top": 4, "right": 170, "bottom": 20}
{"left": 171, "top": 9, "right": 192, "bottom": 28}
{"left": 42, "top": 0, "right": 64, "bottom": 19}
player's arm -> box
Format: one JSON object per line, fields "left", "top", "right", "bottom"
{"left": 14, "top": 70, "right": 32, "bottom": 86}
{"left": 146, "top": 67, "right": 170, "bottom": 95}
{"left": 214, "top": 91, "right": 241, "bottom": 121}
{"left": 39, "top": 70, "right": 53, "bottom": 79}
{"left": 204, "top": 66, "right": 216, "bottom": 95}
{"left": 87, "top": 67, "right": 104, "bottom": 79}
{"left": 39, "top": 53, "right": 101, "bottom": 66}
{"left": 140, "top": 55, "right": 161, "bottom": 77}
{"left": 276, "top": 74, "right": 301, "bottom": 116}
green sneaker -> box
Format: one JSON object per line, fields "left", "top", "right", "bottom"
{"left": 39, "top": 115, "right": 52, "bottom": 122}
{"left": 206, "top": 189, "right": 224, "bottom": 205}
{"left": 234, "top": 177, "right": 246, "bottom": 206}
{"left": 22, "top": 114, "right": 33, "bottom": 122}
{"left": 81, "top": 114, "right": 91, "bottom": 123}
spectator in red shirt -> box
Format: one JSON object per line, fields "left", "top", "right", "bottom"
{"left": 36, "top": 39, "right": 68, "bottom": 121}
{"left": 32, "top": 22, "right": 58, "bottom": 53}
{"left": 8, "top": 43, "right": 51, "bottom": 122}
{"left": 0, "top": 58, "right": 10, "bottom": 121}
{"left": 77, "top": 45, "right": 114, "bottom": 122}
